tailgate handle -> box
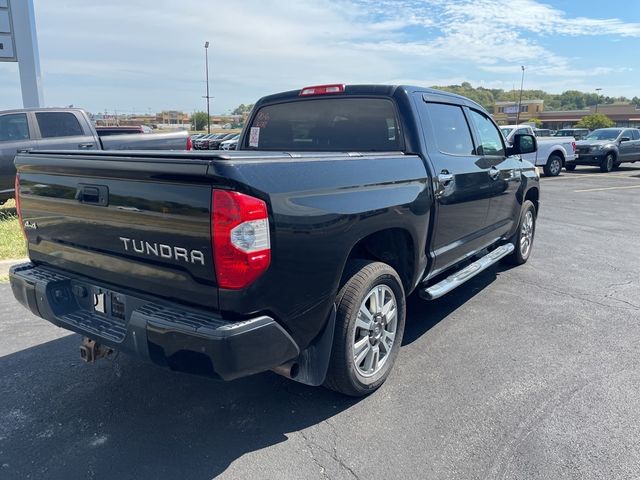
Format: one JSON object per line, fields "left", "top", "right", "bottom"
{"left": 77, "top": 184, "right": 109, "bottom": 206}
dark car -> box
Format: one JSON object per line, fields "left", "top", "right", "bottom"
{"left": 10, "top": 84, "right": 539, "bottom": 396}
{"left": 569, "top": 128, "right": 640, "bottom": 172}
{"left": 207, "top": 133, "right": 237, "bottom": 150}
{"left": 195, "top": 133, "right": 226, "bottom": 150}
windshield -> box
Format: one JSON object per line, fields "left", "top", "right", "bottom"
{"left": 585, "top": 129, "right": 621, "bottom": 141}
{"left": 500, "top": 127, "right": 514, "bottom": 138}
{"left": 244, "top": 98, "right": 401, "bottom": 151}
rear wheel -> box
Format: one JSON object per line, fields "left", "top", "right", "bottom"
{"left": 600, "top": 153, "right": 615, "bottom": 173}
{"left": 504, "top": 200, "right": 536, "bottom": 266}
{"left": 543, "top": 154, "right": 563, "bottom": 177}
{"left": 324, "top": 261, "right": 406, "bottom": 397}
{"left": 565, "top": 164, "right": 577, "bottom": 172}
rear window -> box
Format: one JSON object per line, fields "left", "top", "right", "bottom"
{"left": 244, "top": 98, "right": 401, "bottom": 151}
{"left": 36, "top": 112, "right": 84, "bottom": 138}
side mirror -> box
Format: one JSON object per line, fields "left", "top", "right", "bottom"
{"left": 620, "top": 137, "right": 631, "bottom": 142}
{"left": 507, "top": 134, "right": 537, "bottom": 156}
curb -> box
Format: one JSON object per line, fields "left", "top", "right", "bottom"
{"left": 0, "top": 258, "right": 28, "bottom": 276}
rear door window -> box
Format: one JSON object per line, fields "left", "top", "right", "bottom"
{"left": 36, "top": 112, "right": 84, "bottom": 138}
{"left": 0, "top": 113, "right": 30, "bottom": 142}
{"left": 631, "top": 130, "right": 640, "bottom": 140}
{"left": 424, "top": 103, "right": 474, "bottom": 156}
{"left": 244, "top": 98, "right": 401, "bottom": 151}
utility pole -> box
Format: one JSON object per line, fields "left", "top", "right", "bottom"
{"left": 515, "top": 65, "right": 526, "bottom": 126}
{"left": 595, "top": 88, "right": 602, "bottom": 113}
{"left": 204, "top": 41, "right": 211, "bottom": 134}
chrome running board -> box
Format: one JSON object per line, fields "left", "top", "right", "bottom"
{"left": 420, "top": 243, "right": 514, "bottom": 300}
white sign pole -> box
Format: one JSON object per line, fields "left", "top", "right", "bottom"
{"left": 1, "top": 0, "right": 44, "bottom": 107}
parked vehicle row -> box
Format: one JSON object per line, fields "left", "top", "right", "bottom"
{"left": 192, "top": 132, "right": 238, "bottom": 150}
{"left": 0, "top": 108, "right": 191, "bottom": 204}
{"left": 10, "top": 83, "right": 540, "bottom": 397}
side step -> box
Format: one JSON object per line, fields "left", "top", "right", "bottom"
{"left": 420, "top": 243, "right": 514, "bottom": 300}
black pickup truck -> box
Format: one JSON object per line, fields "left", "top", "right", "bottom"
{"left": 10, "top": 84, "right": 540, "bottom": 396}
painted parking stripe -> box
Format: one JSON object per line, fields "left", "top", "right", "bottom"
{"left": 545, "top": 173, "right": 640, "bottom": 181}
{"left": 575, "top": 184, "right": 640, "bottom": 193}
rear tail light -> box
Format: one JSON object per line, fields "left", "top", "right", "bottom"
{"left": 212, "top": 189, "right": 270, "bottom": 289}
{"left": 572, "top": 141, "right": 576, "bottom": 152}
{"left": 186, "top": 136, "right": 193, "bottom": 151}
{"left": 15, "top": 173, "right": 25, "bottom": 239}
{"left": 299, "top": 84, "right": 345, "bottom": 96}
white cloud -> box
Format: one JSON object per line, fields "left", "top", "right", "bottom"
{"left": 0, "top": 0, "right": 638, "bottom": 113}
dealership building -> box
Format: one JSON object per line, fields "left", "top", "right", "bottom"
{"left": 493, "top": 100, "right": 640, "bottom": 129}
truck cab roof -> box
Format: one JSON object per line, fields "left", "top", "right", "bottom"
{"left": 255, "top": 84, "right": 488, "bottom": 113}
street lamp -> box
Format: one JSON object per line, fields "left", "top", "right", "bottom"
{"left": 595, "top": 88, "right": 602, "bottom": 113}
{"left": 515, "top": 65, "right": 526, "bottom": 125}
{"left": 204, "top": 41, "right": 211, "bottom": 134}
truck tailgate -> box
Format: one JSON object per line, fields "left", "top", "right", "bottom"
{"left": 15, "top": 151, "right": 218, "bottom": 310}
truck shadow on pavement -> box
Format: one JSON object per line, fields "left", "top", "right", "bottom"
{"left": 0, "top": 268, "right": 502, "bottom": 480}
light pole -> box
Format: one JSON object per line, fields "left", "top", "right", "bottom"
{"left": 595, "top": 88, "right": 602, "bottom": 113}
{"left": 204, "top": 41, "right": 211, "bottom": 134}
{"left": 515, "top": 65, "right": 526, "bottom": 125}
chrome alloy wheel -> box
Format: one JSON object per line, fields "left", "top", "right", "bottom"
{"left": 520, "top": 210, "right": 534, "bottom": 258}
{"left": 549, "top": 158, "right": 561, "bottom": 176}
{"left": 352, "top": 285, "right": 398, "bottom": 377}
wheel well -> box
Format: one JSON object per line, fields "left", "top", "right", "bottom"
{"left": 606, "top": 150, "right": 617, "bottom": 160}
{"left": 525, "top": 187, "right": 539, "bottom": 215}
{"left": 344, "top": 229, "right": 415, "bottom": 291}
{"left": 550, "top": 150, "right": 565, "bottom": 164}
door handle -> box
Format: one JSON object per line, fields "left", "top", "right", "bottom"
{"left": 489, "top": 167, "right": 501, "bottom": 179}
{"left": 437, "top": 171, "right": 454, "bottom": 185}
{"left": 78, "top": 143, "right": 95, "bottom": 149}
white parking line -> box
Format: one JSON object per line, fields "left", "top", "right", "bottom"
{"left": 575, "top": 184, "right": 640, "bottom": 193}
{"left": 545, "top": 172, "right": 640, "bottom": 181}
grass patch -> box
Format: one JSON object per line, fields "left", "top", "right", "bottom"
{"left": 0, "top": 274, "right": 8, "bottom": 283}
{"left": 0, "top": 199, "right": 26, "bottom": 260}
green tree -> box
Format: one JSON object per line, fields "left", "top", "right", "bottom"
{"left": 575, "top": 113, "right": 615, "bottom": 130}
{"left": 528, "top": 118, "right": 543, "bottom": 128}
{"left": 191, "top": 111, "right": 209, "bottom": 131}
{"left": 231, "top": 104, "right": 255, "bottom": 116}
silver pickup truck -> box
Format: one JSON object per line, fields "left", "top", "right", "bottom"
{"left": 0, "top": 108, "right": 190, "bottom": 204}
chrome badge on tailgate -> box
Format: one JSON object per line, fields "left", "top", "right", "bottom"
{"left": 119, "top": 237, "right": 205, "bottom": 265}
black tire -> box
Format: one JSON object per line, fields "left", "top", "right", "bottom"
{"left": 543, "top": 154, "right": 563, "bottom": 177}
{"left": 600, "top": 153, "right": 615, "bottom": 173}
{"left": 565, "top": 164, "right": 577, "bottom": 172}
{"left": 324, "top": 260, "right": 406, "bottom": 397}
{"left": 504, "top": 200, "right": 536, "bottom": 266}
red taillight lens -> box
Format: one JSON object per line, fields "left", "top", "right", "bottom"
{"left": 212, "top": 189, "right": 270, "bottom": 289}
{"left": 299, "top": 84, "right": 345, "bottom": 96}
{"left": 572, "top": 141, "right": 576, "bottom": 152}
{"left": 186, "top": 136, "right": 193, "bottom": 151}
{"left": 15, "top": 173, "right": 25, "bottom": 239}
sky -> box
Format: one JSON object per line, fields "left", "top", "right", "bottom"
{"left": 0, "top": 0, "right": 639, "bottom": 115}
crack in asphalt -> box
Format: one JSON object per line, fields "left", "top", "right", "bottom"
{"left": 505, "top": 276, "right": 640, "bottom": 312}
{"left": 299, "top": 429, "right": 331, "bottom": 480}
{"left": 298, "top": 421, "right": 361, "bottom": 480}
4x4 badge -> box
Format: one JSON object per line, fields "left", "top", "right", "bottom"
{"left": 23, "top": 220, "right": 38, "bottom": 230}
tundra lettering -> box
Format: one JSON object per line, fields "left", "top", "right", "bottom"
{"left": 119, "top": 237, "right": 205, "bottom": 266}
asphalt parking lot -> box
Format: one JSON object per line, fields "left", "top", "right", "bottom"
{"left": 1, "top": 165, "right": 639, "bottom": 480}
